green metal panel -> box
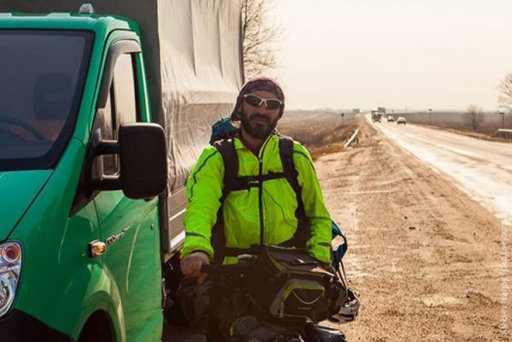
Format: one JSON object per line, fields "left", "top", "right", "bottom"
{"left": 9, "top": 139, "right": 103, "bottom": 339}
{"left": 2, "top": 14, "right": 162, "bottom": 341}
{"left": 135, "top": 51, "right": 152, "bottom": 123}
{"left": 93, "top": 194, "right": 161, "bottom": 341}
{"left": 0, "top": 171, "right": 51, "bottom": 239}
{"left": 91, "top": 29, "right": 162, "bottom": 341}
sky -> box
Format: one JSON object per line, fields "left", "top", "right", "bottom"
{"left": 271, "top": 0, "right": 512, "bottom": 111}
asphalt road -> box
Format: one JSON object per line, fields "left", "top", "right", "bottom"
{"left": 373, "top": 118, "right": 512, "bottom": 225}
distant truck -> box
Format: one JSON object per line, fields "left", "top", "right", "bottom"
{"left": 371, "top": 110, "right": 382, "bottom": 122}
{"left": 0, "top": 1, "right": 243, "bottom": 341}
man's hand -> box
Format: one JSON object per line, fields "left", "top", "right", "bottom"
{"left": 180, "top": 251, "right": 210, "bottom": 284}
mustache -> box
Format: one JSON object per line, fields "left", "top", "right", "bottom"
{"left": 250, "top": 114, "right": 270, "bottom": 123}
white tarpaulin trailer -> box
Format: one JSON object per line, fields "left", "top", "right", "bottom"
{"left": 0, "top": 0, "right": 244, "bottom": 256}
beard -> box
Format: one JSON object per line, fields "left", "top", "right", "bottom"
{"left": 240, "top": 108, "right": 279, "bottom": 139}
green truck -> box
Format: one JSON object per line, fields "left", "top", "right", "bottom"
{"left": 0, "top": 1, "right": 243, "bottom": 341}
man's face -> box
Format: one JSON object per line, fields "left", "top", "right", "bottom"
{"left": 240, "top": 90, "right": 282, "bottom": 140}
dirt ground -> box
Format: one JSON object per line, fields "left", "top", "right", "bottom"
{"left": 166, "top": 115, "right": 511, "bottom": 341}
{"left": 317, "top": 118, "right": 512, "bottom": 341}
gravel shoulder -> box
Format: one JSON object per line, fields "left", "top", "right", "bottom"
{"left": 319, "top": 119, "right": 511, "bottom": 341}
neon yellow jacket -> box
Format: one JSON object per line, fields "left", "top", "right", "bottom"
{"left": 183, "top": 134, "right": 332, "bottom": 264}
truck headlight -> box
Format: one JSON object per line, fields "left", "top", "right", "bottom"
{"left": 0, "top": 242, "right": 22, "bottom": 317}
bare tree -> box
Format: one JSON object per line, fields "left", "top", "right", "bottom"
{"left": 498, "top": 73, "right": 512, "bottom": 111}
{"left": 465, "top": 104, "right": 484, "bottom": 131}
{"left": 241, "top": 0, "right": 281, "bottom": 79}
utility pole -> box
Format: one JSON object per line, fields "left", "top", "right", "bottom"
{"left": 499, "top": 112, "right": 505, "bottom": 129}
{"left": 429, "top": 108, "right": 432, "bottom": 125}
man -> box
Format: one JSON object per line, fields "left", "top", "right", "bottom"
{"left": 179, "top": 77, "right": 332, "bottom": 337}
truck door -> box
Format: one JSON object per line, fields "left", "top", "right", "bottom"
{"left": 92, "top": 41, "right": 161, "bottom": 340}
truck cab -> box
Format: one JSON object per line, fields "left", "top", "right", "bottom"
{"left": 0, "top": 10, "right": 168, "bottom": 341}
{"left": 0, "top": 1, "right": 243, "bottom": 339}
{"left": 371, "top": 111, "right": 381, "bottom": 122}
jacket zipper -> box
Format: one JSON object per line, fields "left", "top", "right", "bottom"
{"left": 257, "top": 136, "right": 271, "bottom": 246}
{"left": 258, "top": 156, "right": 264, "bottom": 246}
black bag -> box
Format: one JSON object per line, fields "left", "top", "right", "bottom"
{"left": 231, "top": 316, "right": 305, "bottom": 342}
{"left": 302, "top": 322, "right": 347, "bottom": 342}
{"left": 245, "top": 245, "right": 348, "bottom": 328}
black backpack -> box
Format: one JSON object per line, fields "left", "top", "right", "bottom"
{"left": 211, "top": 135, "right": 310, "bottom": 263}
{"left": 208, "top": 118, "right": 348, "bottom": 269}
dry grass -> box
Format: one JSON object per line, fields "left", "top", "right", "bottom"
{"left": 277, "top": 111, "right": 359, "bottom": 160}
{"left": 427, "top": 126, "right": 509, "bottom": 142}
{"left": 388, "top": 111, "right": 512, "bottom": 142}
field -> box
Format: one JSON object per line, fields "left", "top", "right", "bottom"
{"left": 277, "top": 111, "right": 359, "bottom": 159}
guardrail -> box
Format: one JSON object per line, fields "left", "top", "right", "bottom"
{"left": 496, "top": 129, "right": 512, "bottom": 142}
{"left": 344, "top": 128, "right": 360, "bottom": 148}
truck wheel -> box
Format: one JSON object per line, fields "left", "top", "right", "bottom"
{"left": 78, "top": 311, "right": 113, "bottom": 342}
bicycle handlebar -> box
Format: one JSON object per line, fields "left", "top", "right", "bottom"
{"left": 201, "top": 262, "right": 249, "bottom": 275}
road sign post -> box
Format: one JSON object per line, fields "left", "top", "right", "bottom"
{"left": 499, "top": 112, "right": 505, "bottom": 129}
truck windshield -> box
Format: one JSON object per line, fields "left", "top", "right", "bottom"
{"left": 0, "top": 30, "right": 93, "bottom": 171}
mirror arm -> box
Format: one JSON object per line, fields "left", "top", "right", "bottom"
{"left": 94, "top": 140, "right": 120, "bottom": 155}
{"left": 94, "top": 175, "right": 122, "bottom": 191}
{"left": 91, "top": 139, "right": 122, "bottom": 191}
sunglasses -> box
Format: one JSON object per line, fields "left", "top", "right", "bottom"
{"left": 243, "top": 94, "right": 282, "bottom": 110}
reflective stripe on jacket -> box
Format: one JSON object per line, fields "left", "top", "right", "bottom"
{"left": 182, "top": 134, "right": 332, "bottom": 264}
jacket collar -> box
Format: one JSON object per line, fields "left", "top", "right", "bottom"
{"left": 234, "top": 133, "right": 277, "bottom": 156}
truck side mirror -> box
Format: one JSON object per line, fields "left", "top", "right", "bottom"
{"left": 119, "top": 123, "right": 167, "bottom": 198}
{"left": 93, "top": 123, "right": 167, "bottom": 199}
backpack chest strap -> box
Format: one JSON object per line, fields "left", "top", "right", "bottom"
{"left": 228, "top": 172, "right": 287, "bottom": 192}
{"left": 212, "top": 136, "right": 311, "bottom": 263}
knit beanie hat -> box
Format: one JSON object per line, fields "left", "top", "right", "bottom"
{"left": 230, "top": 76, "right": 285, "bottom": 121}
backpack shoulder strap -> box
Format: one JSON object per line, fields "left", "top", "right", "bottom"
{"left": 211, "top": 138, "right": 238, "bottom": 263}
{"left": 278, "top": 135, "right": 310, "bottom": 248}
{"left": 213, "top": 138, "right": 238, "bottom": 202}
{"left": 212, "top": 138, "right": 266, "bottom": 261}
{"left": 278, "top": 136, "right": 301, "bottom": 194}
